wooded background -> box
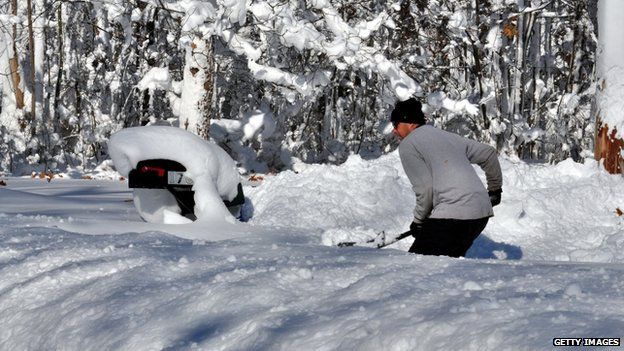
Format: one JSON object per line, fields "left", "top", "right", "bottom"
{"left": 0, "top": 0, "right": 604, "bottom": 175}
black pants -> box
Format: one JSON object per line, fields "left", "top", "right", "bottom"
{"left": 408, "top": 217, "right": 489, "bottom": 258}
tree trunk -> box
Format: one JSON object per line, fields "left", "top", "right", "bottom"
{"left": 54, "top": 2, "right": 63, "bottom": 113}
{"left": 180, "top": 36, "right": 214, "bottom": 139}
{"left": 595, "top": 0, "right": 624, "bottom": 175}
{"left": 197, "top": 37, "right": 214, "bottom": 140}
{"left": 27, "top": 0, "right": 36, "bottom": 125}
{"left": 9, "top": 0, "right": 24, "bottom": 111}
{"left": 512, "top": 2, "right": 525, "bottom": 118}
{"left": 595, "top": 119, "right": 624, "bottom": 174}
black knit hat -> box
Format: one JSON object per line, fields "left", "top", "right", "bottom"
{"left": 390, "top": 98, "right": 426, "bottom": 126}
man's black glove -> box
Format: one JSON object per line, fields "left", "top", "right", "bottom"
{"left": 410, "top": 222, "right": 423, "bottom": 237}
{"left": 488, "top": 189, "right": 502, "bottom": 207}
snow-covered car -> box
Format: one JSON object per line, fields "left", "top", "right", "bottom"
{"left": 127, "top": 158, "right": 245, "bottom": 220}
{"left": 108, "top": 126, "right": 245, "bottom": 224}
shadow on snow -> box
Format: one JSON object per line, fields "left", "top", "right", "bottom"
{"left": 466, "top": 234, "right": 523, "bottom": 260}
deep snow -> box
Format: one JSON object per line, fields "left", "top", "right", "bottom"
{"left": 1, "top": 153, "right": 623, "bottom": 350}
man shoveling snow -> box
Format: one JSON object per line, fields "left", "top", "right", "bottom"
{"left": 391, "top": 98, "right": 503, "bottom": 257}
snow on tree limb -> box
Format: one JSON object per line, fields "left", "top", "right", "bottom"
{"left": 174, "top": 0, "right": 422, "bottom": 100}
{"left": 427, "top": 92, "right": 479, "bottom": 116}
{"left": 137, "top": 67, "right": 172, "bottom": 91}
{"left": 165, "top": 0, "right": 482, "bottom": 114}
{"left": 219, "top": 28, "right": 262, "bottom": 61}
{"left": 248, "top": 61, "right": 331, "bottom": 97}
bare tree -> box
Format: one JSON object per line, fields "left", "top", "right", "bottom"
{"left": 26, "top": 0, "right": 35, "bottom": 126}
{"left": 9, "top": 0, "right": 24, "bottom": 111}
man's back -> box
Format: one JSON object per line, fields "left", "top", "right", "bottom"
{"left": 399, "top": 125, "right": 501, "bottom": 222}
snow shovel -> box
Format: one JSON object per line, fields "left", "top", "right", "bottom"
{"left": 337, "top": 230, "right": 412, "bottom": 249}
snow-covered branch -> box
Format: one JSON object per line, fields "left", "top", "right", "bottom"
{"left": 174, "top": 0, "right": 422, "bottom": 100}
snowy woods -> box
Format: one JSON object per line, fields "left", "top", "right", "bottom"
{"left": 0, "top": 0, "right": 603, "bottom": 174}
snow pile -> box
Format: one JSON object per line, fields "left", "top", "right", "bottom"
{"left": 487, "top": 158, "right": 624, "bottom": 262}
{"left": 108, "top": 126, "right": 241, "bottom": 225}
{"left": 247, "top": 153, "right": 411, "bottom": 236}
{"left": 248, "top": 153, "right": 624, "bottom": 262}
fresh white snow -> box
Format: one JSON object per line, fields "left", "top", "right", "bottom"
{"left": 1, "top": 153, "right": 624, "bottom": 350}
{"left": 136, "top": 67, "right": 172, "bottom": 92}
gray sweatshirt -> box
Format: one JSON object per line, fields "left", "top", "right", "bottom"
{"left": 398, "top": 125, "right": 503, "bottom": 223}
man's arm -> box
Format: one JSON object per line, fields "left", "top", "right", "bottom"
{"left": 399, "top": 143, "right": 434, "bottom": 223}
{"left": 462, "top": 138, "right": 503, "bottom": 192}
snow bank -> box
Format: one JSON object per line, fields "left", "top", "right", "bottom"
{"left": 486, "top": 157, "right": 624, "bottom": 262}
{"left": 247, "top": 153, "right": 412, "bottom": 236}
{"left": 248, "top": 153, "right": 624, "bottom": 262}
{"left": 108, "top": 126, "right": 241, "bottom": 225}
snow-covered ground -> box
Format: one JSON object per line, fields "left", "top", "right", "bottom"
{"left": 1, "top": 153, "right": 623, "bottom": 350}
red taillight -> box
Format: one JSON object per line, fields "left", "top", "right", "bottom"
{"left": 140, "top": 166, "right": 166, "bottom": 177}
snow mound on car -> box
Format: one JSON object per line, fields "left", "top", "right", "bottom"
{"left": 108, "top": 126, "right": 241, "bottom": 224}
